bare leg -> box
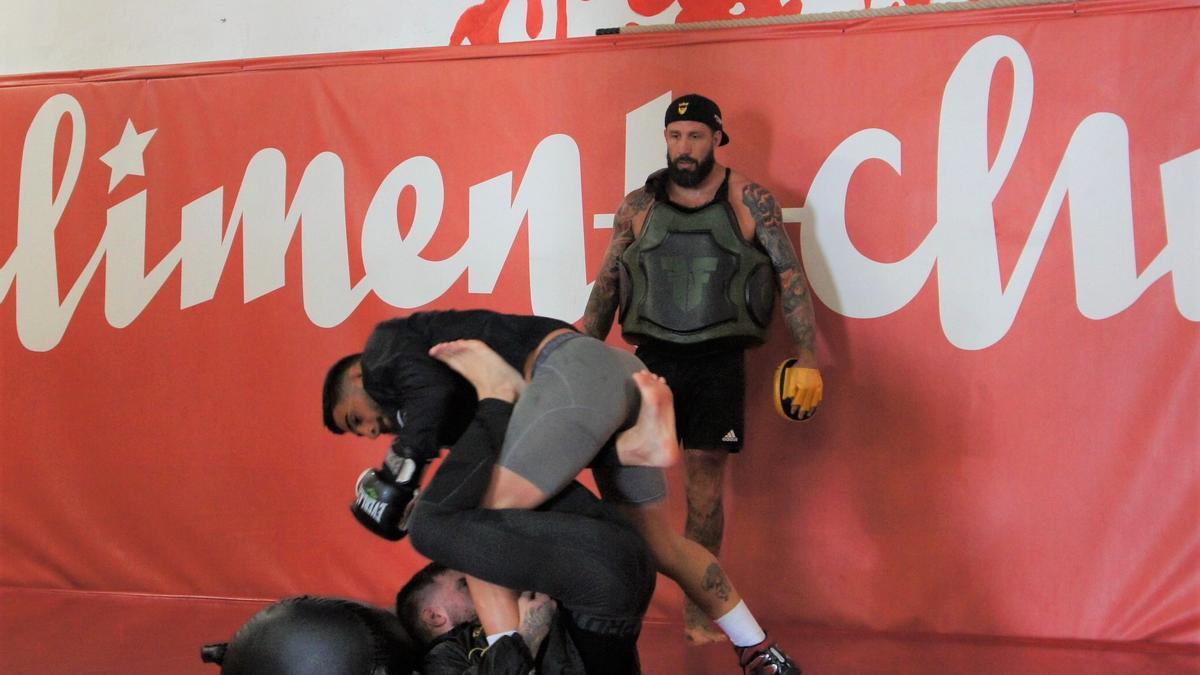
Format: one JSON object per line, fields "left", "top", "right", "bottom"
{"left": 682, "top": 448, "right": 729, "bottom": 644}
{"left": 616, "top": 500, "right": 737, "bottom": 645}
{"left": 615, "top": 371, "right": 681, "bottom": 468}
{"left": 480, "top": 466, "right": 550, "bottom": 509}
{"left": 429, "top": 339, "right": 525, "bottom": 401}
{"left": 428, "top": 340, "right": 529, "bottom": 636}
{"left": 466, "top": 575, "right": 521, "bottom": 636}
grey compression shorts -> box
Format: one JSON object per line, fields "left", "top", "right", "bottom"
{"left": 497, "top": 333, "right": 668, "bottom": 504}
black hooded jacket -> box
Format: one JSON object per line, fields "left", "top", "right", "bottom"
{"left": 360, "top": 309, "right": 572, "bottom": 460}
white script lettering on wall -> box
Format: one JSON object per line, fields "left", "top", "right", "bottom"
{"left": 799, "top": 35, "right": 1197, "bottom": 350}
{"left": 2, "top": 36, "right": 1196, "bottom": 352}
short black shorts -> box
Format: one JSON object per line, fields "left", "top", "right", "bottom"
{"left": 635, "top": 345, "right": 745, "bottom": 453}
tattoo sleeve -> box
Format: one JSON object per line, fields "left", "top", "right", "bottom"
{"left": 743, "top": 183, "right": 819, "bottom": 367}
{"left": 581, "top": 189, "right": 652, "bottom": 339}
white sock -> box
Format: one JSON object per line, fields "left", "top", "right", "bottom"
{"left": 486, "top": 630, "right": 517, "bottom": 646}
{"left": 714, "top": 601, "right": 766, "bottom": 647}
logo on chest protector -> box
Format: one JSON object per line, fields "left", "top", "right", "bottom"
{"left": 355, "top": 492, "right": 388, "bottom": 523}
{"left": 658, "top": 256, "right": 719, "bottom": 313}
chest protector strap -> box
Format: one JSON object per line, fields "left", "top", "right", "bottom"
{"left": 619, "top": 200, "right": 775, "bottom": 346}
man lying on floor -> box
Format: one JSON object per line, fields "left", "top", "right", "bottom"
{"left": 398, "top": 563, "right": 591, "bottom": 674}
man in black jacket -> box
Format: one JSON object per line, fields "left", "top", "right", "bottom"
{"left": 397, "top": 563, "right": 579, "bottom": 675}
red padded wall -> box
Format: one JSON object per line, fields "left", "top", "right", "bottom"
{"left": 2, "top": 4, "right": 1197, "bottom": 668}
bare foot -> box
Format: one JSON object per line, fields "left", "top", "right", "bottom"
{"left": 615, "top": 371, "right": 680, "bottom": 468}
{"left": 684, "top": 600, "right": 728, "bottom": 645}
{"left": 429, "top": 340, "right": 525, "bottom": 402}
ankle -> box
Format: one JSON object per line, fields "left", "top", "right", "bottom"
{"left": 478, "top": 382, "right": 520, "bottom": 403}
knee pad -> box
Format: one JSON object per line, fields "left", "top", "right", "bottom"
{"left": 201, "top": 595, "right": 418, "bottom": 675}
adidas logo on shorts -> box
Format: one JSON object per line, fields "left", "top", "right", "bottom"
{"left": 722, "top": 430, "right": 739, "bottom": 443}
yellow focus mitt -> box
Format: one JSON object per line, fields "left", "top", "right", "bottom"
{"left": 774, "top": 358, "right": 823, "bottom": 421}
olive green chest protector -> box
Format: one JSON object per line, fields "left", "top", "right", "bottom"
{"left": 619, "top": 200, "right": 776, "bottom": 345}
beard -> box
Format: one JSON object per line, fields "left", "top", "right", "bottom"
{"left": 666, "top": 149, "right": 715, "bottom": 188}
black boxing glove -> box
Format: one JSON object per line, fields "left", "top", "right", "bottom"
{"left": 350, "top": 444, "right": 429, "bottom": 541}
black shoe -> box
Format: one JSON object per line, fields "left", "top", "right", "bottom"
{"left": 735, "top": 636, "right": 801, "bottom": 675}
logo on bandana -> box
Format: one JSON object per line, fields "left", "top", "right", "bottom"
{"left": 677, "top": 101, "right": 689, "bottom": 114}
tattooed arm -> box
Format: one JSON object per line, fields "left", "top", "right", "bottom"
{"left": 581, "top": 188, "right": 653, "bottom": 340}
{"left": 742, "top": 182, "right": 819, "bottom": 368}
{"left": 741, "top": 180, "right": 824, "bottom": 417}
{"left": 516, "top": 592, "right": 557, "bottom": 659}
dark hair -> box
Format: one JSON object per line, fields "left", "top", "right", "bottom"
{"left": 395, "top": 562, "right": 450, "bottom": 645}
{"left": 322, "top": 353, "right": 362, "bottom": 434}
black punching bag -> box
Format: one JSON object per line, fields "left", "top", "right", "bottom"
{"left": 202, "top": 596, "right": 417, "bottom": 675}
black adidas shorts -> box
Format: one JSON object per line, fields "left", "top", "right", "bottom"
{"left": 635, "top": 345, "right": 745, "bottom": 453}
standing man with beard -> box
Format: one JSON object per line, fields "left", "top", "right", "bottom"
{"left": 583, "top": 94, "right": 824, "bottom": 652}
